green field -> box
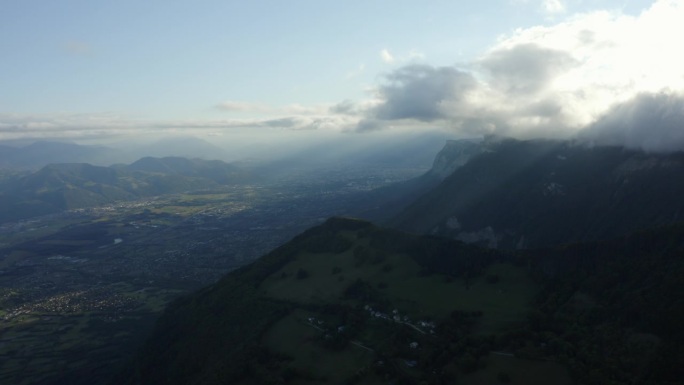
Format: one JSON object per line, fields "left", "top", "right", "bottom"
{"left": 260, "top": 230, "right": 537, "bottom": 332}
{"left": 387, "top": 263, "right": 538, "bottom": 332}
{"left": 462, "top": 354, "right": 572, "bottom": 385}
{"left": 0, "top": 311, "right": 157, "bottom": 385}
{"left": 263, "top": 309, "right": 374, "bottom": 383}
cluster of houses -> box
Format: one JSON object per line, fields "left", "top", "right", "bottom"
{"left": 363, "top": 305, "right": 436, "bottom": 335}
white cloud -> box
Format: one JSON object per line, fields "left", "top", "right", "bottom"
{"left": 357, "top": 0, "right": 684, "bottom": 150}
{"left": 215, "top": 101, "right": 271, "bottom": 113}
{"left": 542, "top": 0, "right": 565, "bottom": 14}
{"left": 580, "top": 92, "right": 684, "bottom": 152}
{"left": 485, "top": 0, "right": 684, "bottom": 126}
{"left": 380, "top": 49, "right": 395, "bottom": 63}
{"left": 6, "top": 1, "right": 684, "bottom": 152}
{"left": 407, "top": 50, "right": 426, "bottom": 60}
{"left": 280, "top": 104, "right": 330, "bottom": 116}
{"left": 0, "top": 108, "right": 363, "bottom": 141}
{"left": 369, "top": 65, "right": 476, "bottom": 122}
{"left": 215, "top": 101, "right": 329, "bottom": 116}
{"left": 379, "top": 48, "right": 426, "bottom": 65}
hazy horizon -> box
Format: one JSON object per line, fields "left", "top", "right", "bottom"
{"left": 2, "top": 1, "right": 683, "bottom": 152}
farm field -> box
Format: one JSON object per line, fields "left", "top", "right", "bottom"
{"left": 254, "top": 222, "right": 543, "bottom": 384}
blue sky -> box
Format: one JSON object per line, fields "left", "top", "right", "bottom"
{"left": 2, "top": 0, "right": 682, "bottom": 151}
{"left": 0, "top": 1, "right": 553, "bottom": 114}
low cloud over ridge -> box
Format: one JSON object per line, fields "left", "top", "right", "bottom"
{"left": 580, "top": 92, "right": 684, "bottom": 153}
{"left": 357, "top": 0, "right": 684, "bottom": 151}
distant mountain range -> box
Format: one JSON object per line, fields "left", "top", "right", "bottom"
{"left": 125, "top": 156, "right": 251, "bottom": 184}
{"left": 0, "top": 141, "right": 129, "bottom": 169}
{"left": 0, "top": 137, "right": 231, "bottom": 170}
{"left": 117, "top": 136, "right": 230, "bottom": 163}
{"left": 0, "top": 133, "right": 453, "bottom": 172}
{"left": 0, "top": 157, "right": 253, "bottom": 223}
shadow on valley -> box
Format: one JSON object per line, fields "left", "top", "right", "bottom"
{"left": 2, "top": 138, "right": 684, "bottom": 385}
{"left": 119, "top": 218, "right": 684, "bottom": 385}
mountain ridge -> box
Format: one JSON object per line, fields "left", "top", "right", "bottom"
{"left": 0, "top": 156, "right": 253, "bottom": 222}
{"left": 393, "top": 138, "right": 684, "bottom": 248}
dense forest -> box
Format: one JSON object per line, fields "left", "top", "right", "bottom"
{"left": 116, "top": 218, "right": 684, "bottom": 384}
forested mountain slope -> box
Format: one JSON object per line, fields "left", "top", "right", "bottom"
{"left": 118, "top": 218, "right": 684, "bottom": 385}
{"left": 393, "top": 138, "right": 684, "bottom": 248}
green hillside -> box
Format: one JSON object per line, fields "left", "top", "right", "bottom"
{"left": 119, "top": 218, "right": 684, "bottom": 385}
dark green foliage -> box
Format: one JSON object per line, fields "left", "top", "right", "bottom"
{"left": 458, "top": 352, "right": 479, "bottom": 374}
{"left": 123, "top": 282, "right": 289, "bottom": 385}
{"left": 353, "top": 245, "right": 370, "bottom": 266}
{"left": 296, "top": 268, "right": 309, "bottom": 279}
{"left": 520, "top": 224, "right": 684, "bottom": 384}
{"left": 343, "top": 279, "right": 381, "bottom": 302}
{"left": 406, "top": 235, "right": 499, "bottom": 278}
{"left": 117, "top": 228, "right": 311, "bottom": 385}
{"left": 303, "top": 230, "right": 353, "bottom": 254}
{"left": 372, "top": 250, "right": 388, "bottom": 265}
{"left": 497, "top": 371, "right": 511, "bottom": 383}
{"left": 394, "top": 138, "right": 684, "bottom": 249}
{"left": 486, "top": 274, "right": 500, "bottom": 284}
{"left": 118, "top": 218, "right": 684, "bottom": 385}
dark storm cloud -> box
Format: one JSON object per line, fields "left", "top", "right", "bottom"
{"left": 580, "top": 92, "right": 684, "bottom": 152}
{"left": 262, "top": 117, "right": 301, "bottom": 128}
{"left": 329, "top": 100, "right": 357, "bottom": 115}
{"left": 479, "top": 43, "right": 577, "bottom": 96}
{"left": 522, "top": 99, "right": 564, "bottom": 117}
{"left": 354, "top": 119, "right": 385, "bottom": 132}
{"left": 371, "top": 65, "right": 477, "bottom": 122}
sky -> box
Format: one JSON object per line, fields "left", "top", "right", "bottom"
{"left": 1, "top": 0, "right": 683, "bottom": 152}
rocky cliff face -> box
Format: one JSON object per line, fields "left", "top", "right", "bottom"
{"left": 426, "top": 139, "right": 482, "bottom": 180}
{"left": 394, "top": 138, "right": 684, "bottom": 249}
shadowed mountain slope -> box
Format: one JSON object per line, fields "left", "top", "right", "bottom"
{"left": 393, "top": 138, "right": 684, "bottom": 248}
{"left": 117, "top": 218, "right": 684, "bottom": 385}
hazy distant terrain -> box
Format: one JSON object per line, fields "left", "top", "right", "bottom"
{"left": 0, "top": 158, "right": 244, "bottom": 223}
{"left": 0, "top": 132, "right": 452, "bottom": 171}
{"left": 114, "top": 138, "right": 684, "bottom": 385}
{"left": 3, "top": 2, "right": 684, "bottom": 384}
{"left": 0, "top": 145, "right": 432, "bottom": 385}
{"left": 2, "top": 136, "right": 684, "bottom": 385}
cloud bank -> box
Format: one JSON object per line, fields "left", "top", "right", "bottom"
{"left": 580, "top": 92, "right": 684, "bottom": 153}
{"left": 356, "top": 0, "right": 684, "bottom": 151}
{"left": 2, "top": 1, "right": 683, "bottom": 152}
